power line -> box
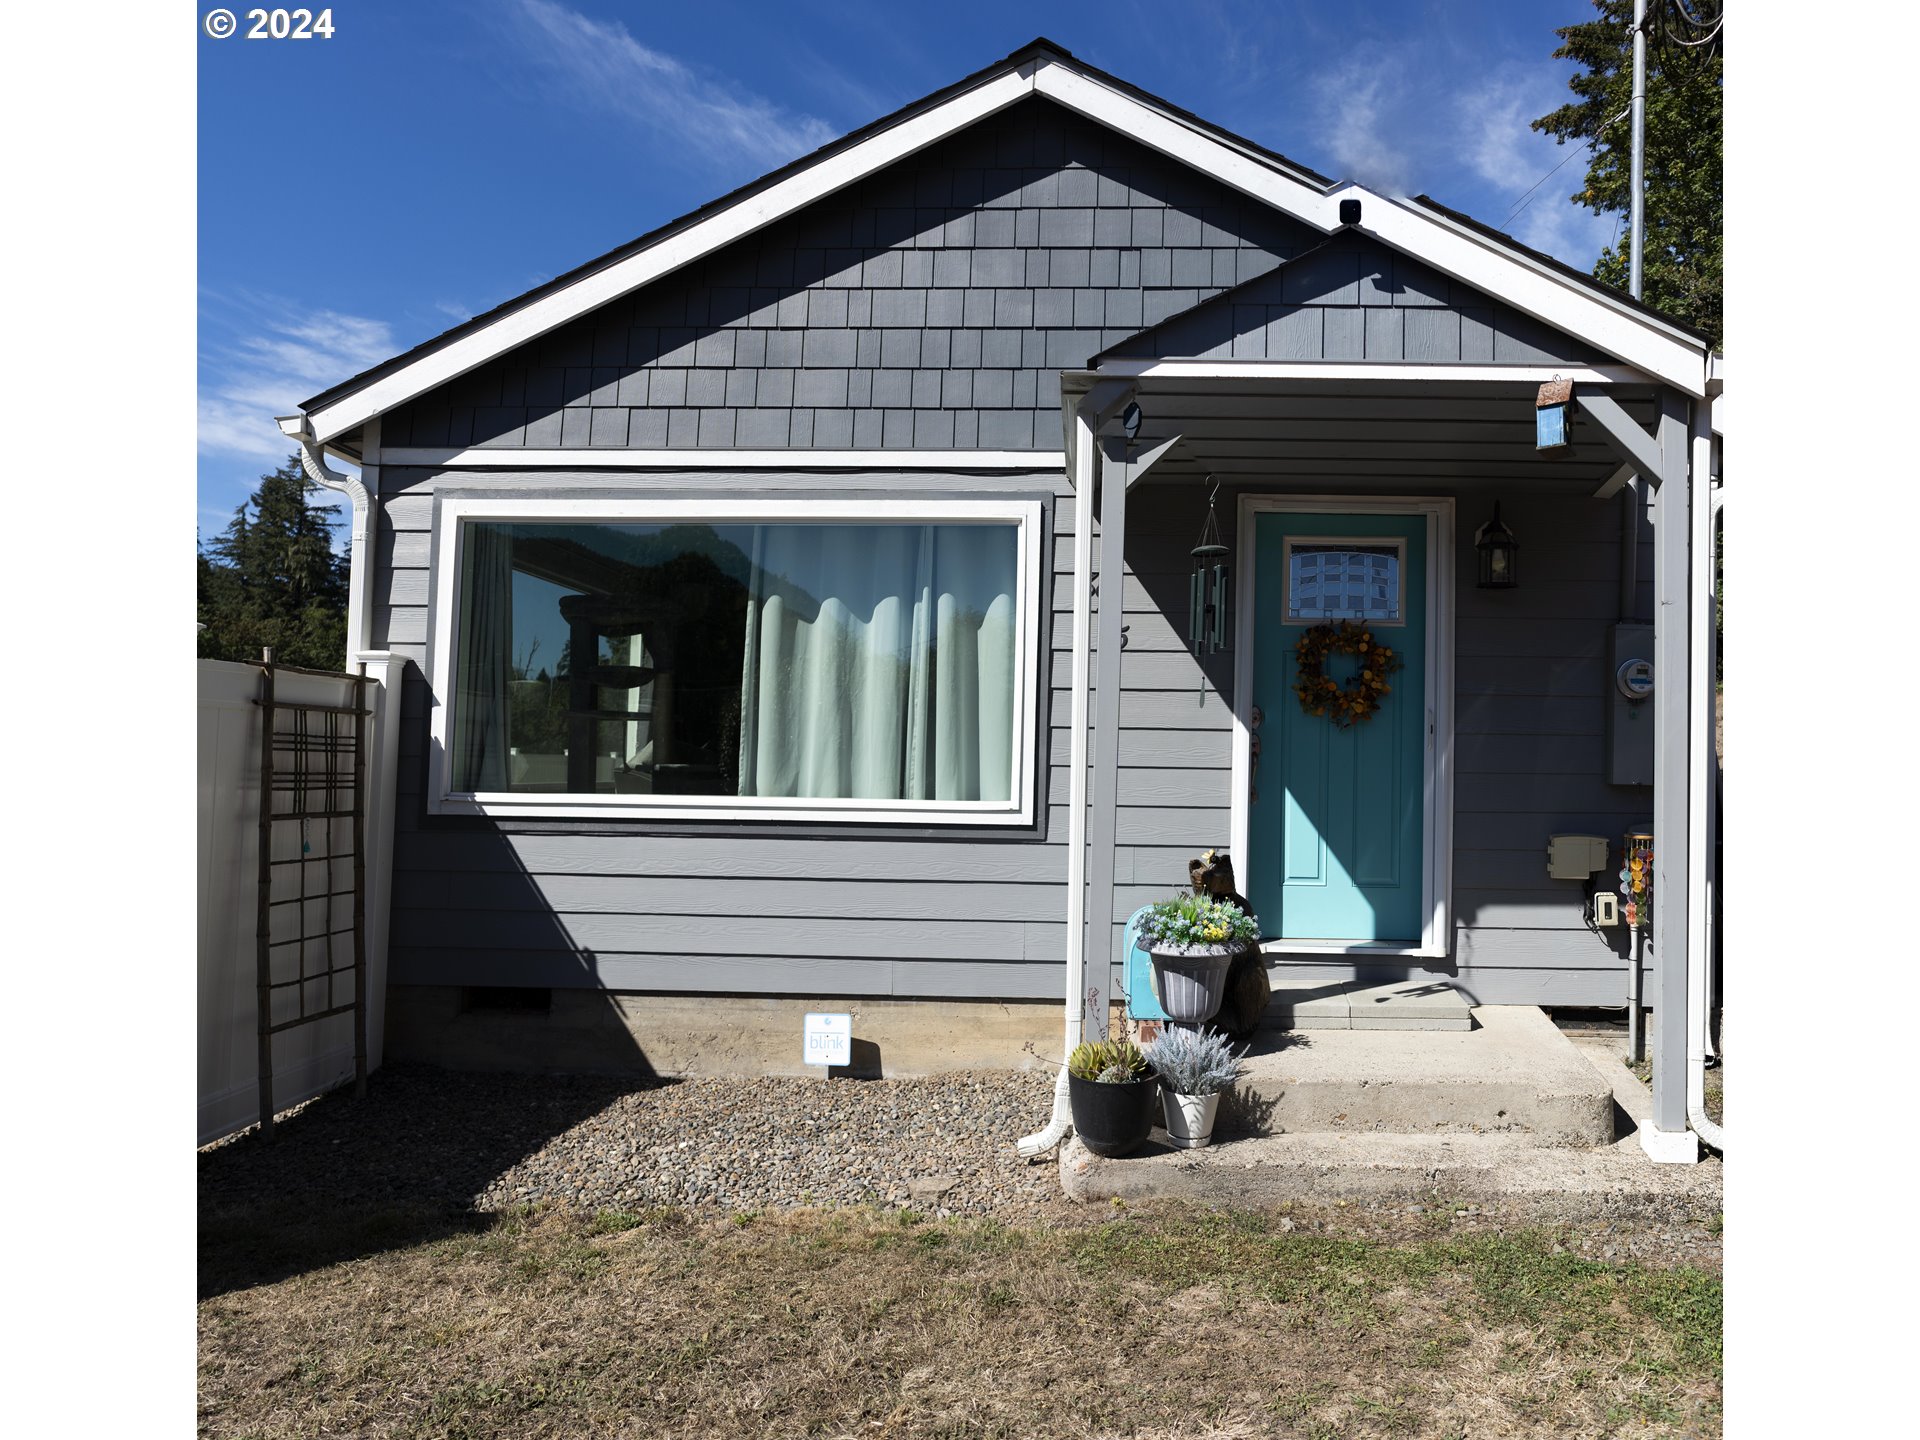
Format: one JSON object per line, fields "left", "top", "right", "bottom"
{"left": 1499, "top": 105, "right": 1631, "bottom": 232}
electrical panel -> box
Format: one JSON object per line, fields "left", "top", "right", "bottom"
{"left": 1607, "top": 622, "right": 1656, "bottom": 785}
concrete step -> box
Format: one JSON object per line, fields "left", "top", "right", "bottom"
{"left": 1060, "top": 1011, "right": 1720, "bottom": 1212}
{"left": 1263, "top": 977, "right": 1473, "bottom": 1031}
{"left": 1059, "top": 1128, "right": 1722, "bottom": 1210}
{"left": 1217, "top": 1005, "right": 1613, "bottom": 1142}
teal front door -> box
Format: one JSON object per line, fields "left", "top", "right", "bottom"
{"left": 1248, "top": 512, "right": 1427, "bottom": 943}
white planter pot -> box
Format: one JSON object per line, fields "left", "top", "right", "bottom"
{"left": 1161, "top": 1089, "right": 1222, "bottom": 1149}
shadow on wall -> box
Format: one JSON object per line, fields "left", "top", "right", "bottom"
{"left": 200, "top": 812, "right": 660, "bottom": 1300}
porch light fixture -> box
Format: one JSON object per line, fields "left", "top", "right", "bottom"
{"left": 1536, "top": 374, "right": 1573, "bottom": 450}
{"left": 1189, "top": 476, "right": 1230, "bottom": 654}
{"left": 1475, "top": 503, "right": 1519, "bottom": 589}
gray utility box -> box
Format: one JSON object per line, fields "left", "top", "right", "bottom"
{"left": 1607, "top": 622, "right": 1656, "bottom": 785}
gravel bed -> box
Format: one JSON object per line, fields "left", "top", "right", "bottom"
{"left": 199, "top": 1063, "right": 1719, "bottom": 1272}
{"left": 199, "top": 1063, "right": 1070, "bottom": 1223}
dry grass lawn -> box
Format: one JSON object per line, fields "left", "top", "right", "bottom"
{"left": 199, "top": 1202, "right": 1719, "bottom": 1438}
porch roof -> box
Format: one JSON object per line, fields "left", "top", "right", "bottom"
{"left": 1057, "top": 366, "right": 1660, "bottom": 492}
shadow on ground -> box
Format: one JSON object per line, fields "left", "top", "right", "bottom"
{"left": 198, "top": 1064, "right": 672, "bottom": 1300}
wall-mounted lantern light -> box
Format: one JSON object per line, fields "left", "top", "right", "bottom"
{"left": 1536, "top": 375, "right": 1572, "bottom": 450}
{"left": 1476, "top": 503, "right": 1520, "bottom": 589}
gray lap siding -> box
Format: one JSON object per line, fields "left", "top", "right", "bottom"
{"left": 369, "top": 95, "right": 1641, "bottom": 1009}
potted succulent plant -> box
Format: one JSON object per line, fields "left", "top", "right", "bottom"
{"left": 1137, "top": 893, "right": 1261, "bottom": 1025}
{"left": 1065, "top": 1039, "right": 1158, "bottom": 1158}
{"left": 1146, "top": 1025, "right": 1246, "bottom": 1149}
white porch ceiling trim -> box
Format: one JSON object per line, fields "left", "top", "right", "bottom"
{"left": 1082, "top": 361, "right": 1655, "bottom": 387}
{"left": 303, "top": 52, "right": 1710, "bottom": 444}
{"left": 378, "top": 447, "right": 1065, "bottom": 470}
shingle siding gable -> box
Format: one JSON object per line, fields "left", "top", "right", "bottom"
{"left": 383, "top": 97, "right": 1601, "bottom": 452}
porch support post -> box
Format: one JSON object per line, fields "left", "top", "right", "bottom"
{"left": 1062, "top": 401, "right": 1100, "bottom": 1054}
{"left": 1081, "top": 434, "right": 1143, "bottom": 1041}
{"left": 1644, "top": 387, "right": 1700, "bottom": 1163}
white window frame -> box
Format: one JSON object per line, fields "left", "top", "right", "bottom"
{"left": 427, "top": 495, "right": 1045, "bottom": 824}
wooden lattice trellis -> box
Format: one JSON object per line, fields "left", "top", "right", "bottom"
{"left": 254, "top": 651, "right": 372, "bottom": 1139}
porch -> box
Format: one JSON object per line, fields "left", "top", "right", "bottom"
{"left": 1034, "top": 353, "right": 1718, "bottom": 1166}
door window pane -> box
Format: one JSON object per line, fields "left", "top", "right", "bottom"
{"left": 1285, "top": 541, "right": 1403, "bottom": 623}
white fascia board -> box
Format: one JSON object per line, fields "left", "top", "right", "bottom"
{"left": 1042, "top": 65, "right": 1708, "bottom": 394}
{"left": 1032, "top": 65, "right": 1339, "bottom": 227}
{"left": 306, "top": 66, "right": 1040, "bottom": 443}
{"left": 381, "top": 447, "right": 1065, "bottom": 469}
{"left": 307, "top": 51, "right": 1707, "bottom": 445}
{"left": 1090, "top": 360, "right": 1652, "bottom": 386}
{"left": 1360, "top": 190, "right": 1710, "bottom": 397}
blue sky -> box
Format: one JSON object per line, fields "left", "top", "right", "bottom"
{"left": 197, "top": 0, "right": 1618, "bottom": 538}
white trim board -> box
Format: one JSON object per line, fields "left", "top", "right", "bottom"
{"left": 1229, "top": 494, "right": 1456, "bottom": 959}
{"left": 300, "top": 53, "right": 1709, "bottom": 443}
{"left": 425, "top": 495, "right": 1045, "bottom": 826}
{"left": 383, "top": 448, "right": 1066, "bottom": 470}
{"left": 1083, "top": 361, "right": 1654, "bottom": 387}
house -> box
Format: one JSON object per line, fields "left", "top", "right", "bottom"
{"left": 281, "top": 39, "right": 1720, "bottom": 1162}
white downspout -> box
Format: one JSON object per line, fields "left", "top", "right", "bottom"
{"left": 1017, "top": 398, "right": 1099, "bottom": 1158}
{"left": 279, "top": 413, "right": 376, "bottom": 657}
{"left": 1687, "top": 410, "right": 1724, "bottom": 1152}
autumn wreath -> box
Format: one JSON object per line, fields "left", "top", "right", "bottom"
{"left": 1292, "top": 621, "right": 1402, "bottom": 728}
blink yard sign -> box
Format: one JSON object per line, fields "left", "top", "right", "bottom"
{"left": 803, "top": 1012, "right": 852, "bottom": 1069}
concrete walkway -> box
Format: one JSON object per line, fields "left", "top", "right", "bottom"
{"left": 1061, "top": 1007, "right": 1722, "bottom": 1213}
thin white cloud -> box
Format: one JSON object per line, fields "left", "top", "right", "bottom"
{"left": 505, "top": 0, "right": 838, "bottom": 172}
{"left": 1311, "top": 56, "right": 1416, "bottom": 196}
{"left": 1456, "top": 67, "right": 1618, "bottom": 269}
{"left": 199, "top": 293, "right": 395, "bottom": 462}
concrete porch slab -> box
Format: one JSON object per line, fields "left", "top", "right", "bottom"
{"left": 1224, "top": 1005, "right": 1613, "bottom": 1143}
{"left": 1264, "top": 977, "right": 1474, "bottom": 1031}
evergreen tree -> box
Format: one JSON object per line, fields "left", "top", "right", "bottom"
{"left": 198, "top": 456, "right": 350, "bottom": 669}
{"left": 1533, "top": 0, "right": 1723, "bottom": 349}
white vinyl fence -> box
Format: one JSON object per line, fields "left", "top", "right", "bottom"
{"left": 197, "top": 656, "right": 401, "bottom": 1145}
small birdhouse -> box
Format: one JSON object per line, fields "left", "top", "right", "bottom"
{"left": 1536, "top": 375, "right": 1573, "bottom": 450}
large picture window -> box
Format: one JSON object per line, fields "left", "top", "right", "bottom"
{"left": 430, "top": 498, "right": 1041, "bottom": 823}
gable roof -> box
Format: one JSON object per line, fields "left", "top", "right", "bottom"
{"left": 296, "top": 37, "right": 1713, "bottom": 443}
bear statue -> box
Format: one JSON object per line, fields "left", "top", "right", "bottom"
{"left": 1187, "top": 848, "right": 1272, "bottom": 1044}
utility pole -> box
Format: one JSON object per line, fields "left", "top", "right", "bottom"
{"left": 1630, "top": 0, "right": 1647, "bottom": 298}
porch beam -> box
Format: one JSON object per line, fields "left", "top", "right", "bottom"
{"left": 1581, "top": 392, "right": 1664, "bottom": 480}
{"left": 1123, "top": 433, "right": 1184, "bottom": 489}
{"left": 1592, "top": 462, "right": 1637, "bottom": 501}
{"left": 1080, "top": 361, "right": 1654, "bottom": 387}
{"left": 1644, "top": 386, "right": 1699, "bottom": 1163}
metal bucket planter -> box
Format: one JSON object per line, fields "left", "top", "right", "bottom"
{"left": 1147, "top": 943, "right": 1240, "bottom": 1025}
{"left": 1161, "top": 1089, "right": 1222, "bottom": 1149}
{"left": 1067, "top": 1072, "right": 1159, "bottom": 1157}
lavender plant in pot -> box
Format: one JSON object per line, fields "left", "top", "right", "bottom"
{"left": 1138, "top": 893, "right": 1260, "bottom": 1025}
{"left": 1146, "top": 1025, "right": 1246, "bottom": 1149}
{"left": 1065, "top": 1039, "right": 1158, "bottom": 1158}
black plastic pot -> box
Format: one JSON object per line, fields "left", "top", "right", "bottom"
{"left": 1067, "top": 1072, "right": 1160, "bottom": 1157}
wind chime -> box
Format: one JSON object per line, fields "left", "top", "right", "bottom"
{"left": 1188, "top": 477, "right": 1230, "bottom": 656}
{"left": 1619, "top": 831, "right": 1654, "bottom": 930}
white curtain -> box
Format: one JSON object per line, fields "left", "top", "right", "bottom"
{"left": 736, "top": 524, "right": 1016, "bottom": 802}
{"left": 453, "top": 523, "right": 513, "bottom": 792}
